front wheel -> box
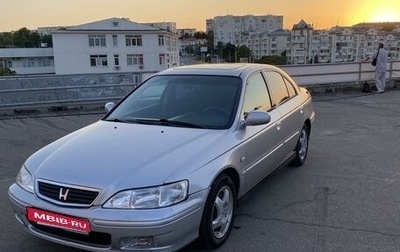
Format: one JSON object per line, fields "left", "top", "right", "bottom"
{"left": 198, "top": 174, "right": 236, "bottom": 249}
{"left": 290, "top": 124, "right": 310, "bottom": 166}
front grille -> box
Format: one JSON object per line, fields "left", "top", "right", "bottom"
{"left": 30, "top": 221, "right": 111, "bottom": 246}
{"left": 37, "top": 180, "right": 100, "bottom": 207}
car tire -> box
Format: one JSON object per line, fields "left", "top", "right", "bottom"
{"left": 198, "top": 174, "right": 236, "bottom": 249}
{"left": 290, "top": 124, "right": 310, "bottom": 166}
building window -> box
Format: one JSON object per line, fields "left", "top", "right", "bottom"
{"left": 90, "top": 55, "right": 108, "bottom": 67}
{"left": 158, "top": 35, "right": 165, "bottom": 46}
{"left": 133, "top": 74, "right": 140, "bottom": 84}
{"left": 114, "top": 55, "right": 119, "bottom": 66}
{"left": 0, "top": 59, "right": 12, "bottom": 68}
{"left": 112, "top": 35, "right": 118, "bottom": 46}
{"left": 89, "top": 35, "right": 106, "bottom": 47}
{"left": 127, "top": 54, "right": 144, "bottom": 66}
{"left": 125, "top": 35, "right": 143, "bottom": 46}
{"left": 22, "top": 59, "right": 35, "bottom": 67}
{"left": 159, "top": 54, "right": 166, "bottom": 65}
{"left": 38, "top": 58, "right": 50, "bottom": 67}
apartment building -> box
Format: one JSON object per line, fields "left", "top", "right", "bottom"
{"left": 208, "top": 16, "right": 400, "bottom": 64}
{"left": 245, "top": 29, "right": 290, "bottom": 60}
{"left": 52, "top": 18, "right": 180, "bottom": 75}
{"left": 209, "top": 14, "right": 283, "bottom": 47}
{"left": 143, "top": 22, "right": 177, "bottom": 34}
{"left": 177, "top": 28, "right": 197, "bottom": 37}
{"left": 287, "top": 20, "right": 314, "bottom": 64}
{"left": 288, "top": 21, "right": 400, "bottom": 64}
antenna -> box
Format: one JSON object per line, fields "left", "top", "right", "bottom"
{"left": 363, "top": 9, "right": 366, "bottom": 23}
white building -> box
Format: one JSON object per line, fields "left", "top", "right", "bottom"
{"left": 52, "top": 17, "right": 180, "bottom": 75}
{"left": 177, "top": 28, "right": 197, "bottom": 37}
{"left": 0, "top": 48, "right": 55, "bottom": 75}
{"left": 287, "top": 20, "right": 313, "bottom": 65}
{"left": 209, "top": 14, "right": 283, "bottom": 47}
{"left": 143, "top": 22, "right": 177, "bottom": 34}
{"left": 245, "top": 29, "right": 290, "bottom": 60}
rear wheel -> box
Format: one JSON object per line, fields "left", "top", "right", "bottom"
{"left": 290, "top": 124, "right": 310, "bottom": 166}
{"left": 198, "top": 174, "right": 236, "bottom": 249}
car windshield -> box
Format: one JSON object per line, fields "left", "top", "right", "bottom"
{"left": 104, "top": 75, "right": 242, "bottom": 129}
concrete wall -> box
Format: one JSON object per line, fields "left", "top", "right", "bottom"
{"left": 0, "top": 73, "right": 143, "bottom": 110}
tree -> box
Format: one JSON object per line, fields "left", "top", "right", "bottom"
{"left": 236, "top": 45, "right": 251, "bottom": 62}
{"left": 0, "top": 32, "right": 14, "bottom": 48}
{"left": 206, "top": 30, "right": 214, "bottom": 53}
{"left": 0, "top": 28, "right": 52, "bottom": 48}
{"left": 215, "top": 41, "right": 224, "bottom": 61}
{"left": 193, "top": 31, "right": 207, "bottom": 40}
{"left": 223, "top": 43, "right": 236, "bottom": 62}
{"left": 41, "top": 34, "right": 53, "bottom": 47}
{"left": 0, "top": 67, "right": 16, "bottom": 76}
{"left": 13, "top": 27, "right": 32, "bottom": 47}
{"left": 255, "top": 55, "right": 287, "bottom": 65}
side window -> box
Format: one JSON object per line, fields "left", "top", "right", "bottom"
{"left": 264, "top": 71, "right": 290, "bottom": 106}
{"left": 241, "top": 72, "right": 272, "bottom": 119}
{"left": 283, "top": 77, "right": 297, "bottom": 98}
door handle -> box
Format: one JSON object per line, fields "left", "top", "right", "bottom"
{"left": 276, "top": 120, "right": 282, "bottom": 131}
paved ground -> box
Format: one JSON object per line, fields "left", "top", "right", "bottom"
{"left": 2, "top": 90, "right": 400, "bottom": 251}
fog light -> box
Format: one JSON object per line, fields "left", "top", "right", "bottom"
{"left": 119, "top": 237, "right": 155, "bottom": 250}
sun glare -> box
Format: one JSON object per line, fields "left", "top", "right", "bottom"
{"left": 369, "top": 5, "right": 399, "bottom": 23}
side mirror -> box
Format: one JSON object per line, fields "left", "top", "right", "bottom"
{"left": 104, "top": 102, "right": 116, "bottom": 113}
{"left": 240, "top": 110, "right": 271, "bottom": 129}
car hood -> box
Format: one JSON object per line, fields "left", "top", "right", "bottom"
{"left": 26, "top": 120, "right": 231, "bottom": 191}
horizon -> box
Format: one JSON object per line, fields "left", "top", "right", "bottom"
{"left": 3, "top": 17, "right": 400, "bottom": 34}
{"left": 1, "top": 0, "right": 399, "bottom": 32}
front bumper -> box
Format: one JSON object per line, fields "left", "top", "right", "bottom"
{"left": 8, "top": 183, "right": 208, "bottom": 251}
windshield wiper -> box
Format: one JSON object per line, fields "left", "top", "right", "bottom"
{"left": 105, "top": 118, "right": 205, "bottom": 128}
{"left": 158, "top": 118, "right": 205, "bottom": 128}
{"left": 104, "top": 118, "right": 150, "bottom": 124}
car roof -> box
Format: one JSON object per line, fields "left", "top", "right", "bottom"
{"left": 157, "top": 63, "right": 281, "bottom": 77}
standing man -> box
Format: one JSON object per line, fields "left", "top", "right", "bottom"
{"left": 371, "top": 43, "right": 389, "bottom": 93}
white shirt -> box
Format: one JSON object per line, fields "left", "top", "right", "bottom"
{"left": 371, "top": 48, "right": 389, "bottom": 73}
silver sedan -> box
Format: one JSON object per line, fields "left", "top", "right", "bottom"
{"left": 8, "top": 63, "right": 315, "bottom": 251}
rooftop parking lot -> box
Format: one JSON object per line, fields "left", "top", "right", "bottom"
{"left": 1, "top": 90, "right": 400, "bottom": 251}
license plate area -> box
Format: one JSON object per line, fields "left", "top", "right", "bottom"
{"left": 27, "top": 207, "right": 90, "bottom": 233}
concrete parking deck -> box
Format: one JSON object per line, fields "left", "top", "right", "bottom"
{"left": 2, "top": 90, "right": 400, "bottom": 251}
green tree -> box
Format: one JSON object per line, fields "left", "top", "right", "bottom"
{"left": 206, "top": 30, "right": 214, "bottom": 53}
{"left": 223, "top": 43, "right": 236, "bottom": 62}
{"left": 41, "top": 34, "right": 53, "bottom": 47}
{"left": 13, "top": 27, "right": 32, "bottom": 47}
{"left": 193, "top": 31, "right": 207, "bottom": 40}
{"left": 0, "top": 32, "right": 14, "bottom": 48}
{"left": 237, "top": 45, "right": 251, "bottom": 62}
{"left": 215, "top": 41, "right": 224, "bottom": 61}
{"left": 0, "top": 67, "right": 16, "bottom": 76}
{"left": 255, "top": 55, "right": 287, "bottom": 65}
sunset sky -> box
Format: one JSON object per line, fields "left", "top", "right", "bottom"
{"left": 1, "top": 0, "right": 399, "bottom": 32}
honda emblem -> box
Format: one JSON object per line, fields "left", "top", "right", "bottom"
{"left": 59, "top": 188, "right": 70, "bottom": 201}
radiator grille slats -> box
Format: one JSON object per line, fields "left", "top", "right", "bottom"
{"left": 37, "top": 180, "right": 99, "bottom": 207}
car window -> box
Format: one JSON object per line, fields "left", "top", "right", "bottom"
{"left": 241, "top": 72, "right": 272, "bottom": 119}
{"left": 264, "top": 71, "right": 290, "bottom": 106}
{"left": 106, "top": 75, "right": 242, "bottom": 129}
{"left": 283, "top": 77, "right": 297, "bottom": 97}
{"left": 135, "top": 81, "right": 168, "bottom": 108}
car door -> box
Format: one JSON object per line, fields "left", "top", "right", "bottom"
{"left": 263, "top": 70, "right": 304, "bottom": 157}
{"left": 236, "top": 72, "right": 286, "bottom": 192}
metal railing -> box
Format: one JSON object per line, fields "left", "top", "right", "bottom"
{"left": 0, "top": 62, "right": 399, "bottom": 112}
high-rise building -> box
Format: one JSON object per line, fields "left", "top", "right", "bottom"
{"left": 209, "top": 14, "right": 284, "bottom": 47}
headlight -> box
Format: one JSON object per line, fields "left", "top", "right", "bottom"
{"left": 16, "top": 165, "right": 34, "bottom": 193}
{"left": 103, "top": 180, "right": 188, "bottom": 209}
